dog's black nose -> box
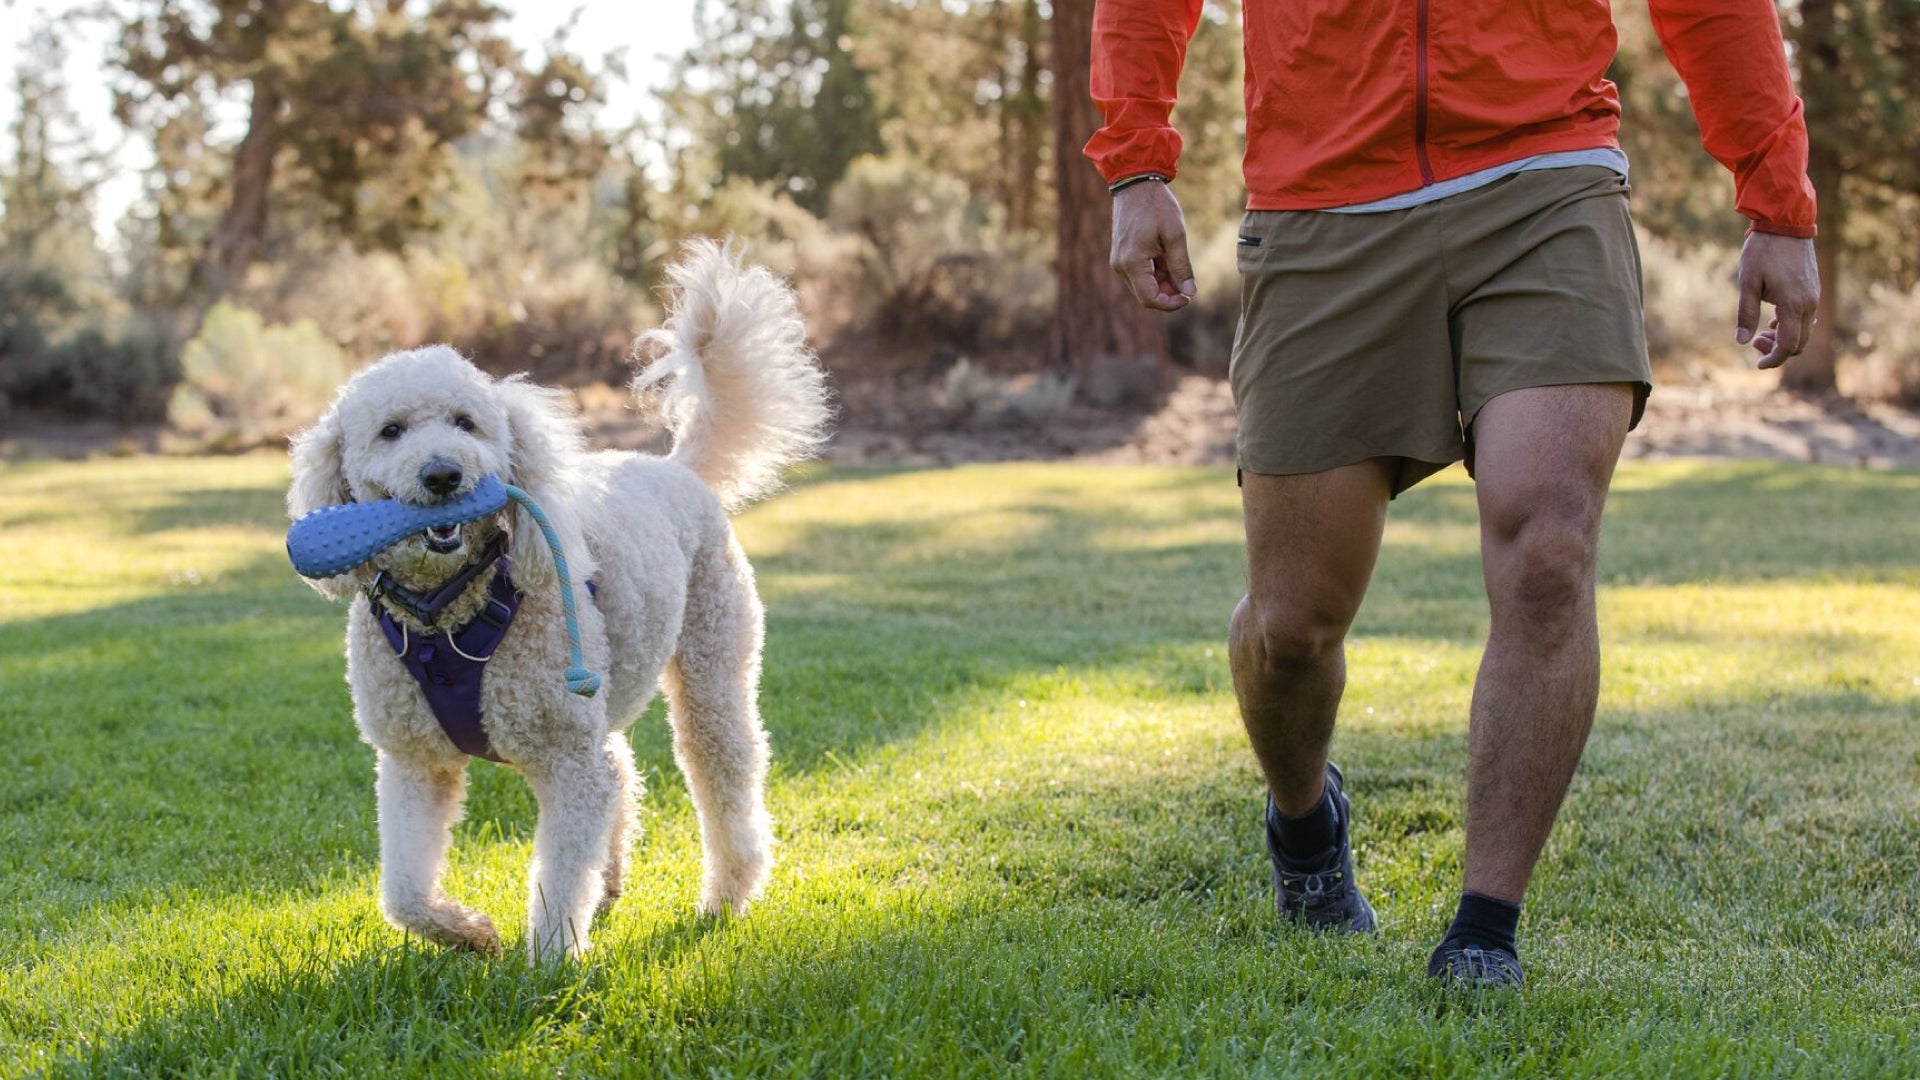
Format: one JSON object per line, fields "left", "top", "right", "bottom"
{"left": 421, "top": 460, "right": 463, "bottom": 496}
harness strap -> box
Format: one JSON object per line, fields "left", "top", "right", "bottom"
{"left": 368, "top": 531, "right": 508, "bottom": 627}
{"left": 372, "top": 561, "right": 604, "bottom": 764}
{"left": 375, "top": 561, "right": 520, "bottom": 762}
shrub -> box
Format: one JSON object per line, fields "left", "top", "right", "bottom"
{"left": 240, "top": 234, "right": 654, "bottom": 387}
{"left": 0, "top": 245, "right": 182, "bottom": 421}
{"left": 824, "top": 155, "right": 1053, "bottom": 355}
{"left": 462, "top": 257, "right": 656, "bottom": 385}
{"left": 0, "top": 315, "right": 180, "bottom": 423}
{"left": 34, "top": 316, "right": 180, "bottom": 420}
{"left": 168, "top": 303, "right": 349, "bottom": 448}
{"left": 1638, "top": 230, "right": 1738, "bottom": 366}
{"left": 936, "top": 357, "right": 1076, "bottom": 427}
{"left": 253, "top": 247, "right": 437, "bottom": 361}
{"left": 1855, "top": 283, "right": 1920, "bottom": 403}
{"left": 1166, "top": 222, "right": 1243, "bottom": 376}
{"left": 682, "top": 178, "right": 838, "bottom": 279}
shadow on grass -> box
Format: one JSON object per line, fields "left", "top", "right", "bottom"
{"left": 126, "top": 482, "right": 292, "bottom": 534}
{"left": 35, "top": 910, "right": 730, "bottom": 1077}
{"left": 29, "top": 678, "right": 1920, "bottom": 1076}
{"left": 0, "top": 460, "right": 292, "bottom": 534}
{"left": 6, "top": 461, "right": 1915, "bottom": 939}
{"left": 1599, "top": 461, "right": 1920, "bottom": 585}
{"left": 7, "top": 458, "right": 1918, "bottom": 1068}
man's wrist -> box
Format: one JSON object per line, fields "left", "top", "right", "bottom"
{"left": 1109, "top": 172, "right": 1172, "bottom": 196}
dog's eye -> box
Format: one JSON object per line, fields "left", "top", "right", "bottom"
{"left": 453, "top": 415, "right": 476, "bottom": 433}
{"left": 379, "top": 423, "right": 404, "bottom": 440}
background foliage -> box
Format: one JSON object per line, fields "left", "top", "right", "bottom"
{"left": 1, "top": 0, "right": 1917, "bottom": 443}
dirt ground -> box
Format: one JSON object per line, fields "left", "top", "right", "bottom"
{"left": 5, "top": 366, "right": 1918, "bottom": 472}
{"left": 803, "top": 365, "right": 1920, "bottom": 471}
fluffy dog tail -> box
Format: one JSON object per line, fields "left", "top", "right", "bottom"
{"left": 632, "top": 239, "right": 832, "bottom": 511}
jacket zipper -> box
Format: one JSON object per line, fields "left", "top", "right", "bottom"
{"left": 1414, "top": 0, "right": 1435, "bottom": 185}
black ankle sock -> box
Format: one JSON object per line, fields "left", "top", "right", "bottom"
{"left": 1269, "top": 786, "right": 1339, "bottom": 864}
{"left": 1440, "top": 891, "right": 1522, "bottom": 955}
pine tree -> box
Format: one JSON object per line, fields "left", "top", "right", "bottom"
{"left": 671, "top": 0, "right": 884, "bottom": 215}
{"left": 111, "top": 0, "right": 521, "bottom": 295}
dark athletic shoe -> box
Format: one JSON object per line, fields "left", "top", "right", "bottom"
{"left": 1265, "top": 763, "right": 1377, "bottom": 933}
{"left": 1426, "top": 942, "right": 1526, "bottom": 989}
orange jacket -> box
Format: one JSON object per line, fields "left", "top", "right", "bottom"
{"left": 1086, "top": 0, "right": 1817, "bottom": 236}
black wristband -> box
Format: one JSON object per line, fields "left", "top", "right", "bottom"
{"left": 1108, "top": 172, "right": 1172, "bottom": 195}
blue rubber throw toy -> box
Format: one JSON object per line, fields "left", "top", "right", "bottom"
{"left": 287, "top": 474, "right": 509, "bottom": 578}
{"left": 287, "top": 473, "right": 601, "bottom": 698}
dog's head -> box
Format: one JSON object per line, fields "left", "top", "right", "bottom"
{"left": 287, "top": 346, "right": 589, "bottom": 599}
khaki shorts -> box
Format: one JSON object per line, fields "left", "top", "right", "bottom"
{"left": 1230, "top": 165, "right": 1652, "bottom": 496}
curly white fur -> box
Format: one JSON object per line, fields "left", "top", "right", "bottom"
{"left": 287, "top": 245, "right": 827, "bottom": 962}
{"left": 634, "top": 239, "right": 832, "bottom": 511}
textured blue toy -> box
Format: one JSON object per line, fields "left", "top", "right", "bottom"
{"left": 287, "top": 473, "right": 601, "bottom": 698}
{"left": 287, "top": 474, "right": 509, "bottom": 579}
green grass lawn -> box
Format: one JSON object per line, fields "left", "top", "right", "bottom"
{"left": 1, "top": 454, "right": 1916, "bottom": 1077}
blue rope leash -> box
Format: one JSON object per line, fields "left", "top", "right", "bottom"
{"left": 502, "top": 485, "right": 601, "bottom": 698}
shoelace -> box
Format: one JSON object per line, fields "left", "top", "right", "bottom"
{"left": 1279, "top": 867, "right": 1346, "bottom": 902}
{"left": 1439, "top": 945, "right": 1523, "bottom": 986}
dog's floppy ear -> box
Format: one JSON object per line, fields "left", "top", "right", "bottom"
{"left": 286, "top": 407, "right": 363, "bottom": 600}
{"left": 496, "top": 375, "right": 593, "bottom": 591}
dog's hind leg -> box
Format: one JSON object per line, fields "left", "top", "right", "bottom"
{"left": 598, "top": 732, "right": 642, "bottom": 914}
{"left": 375, "top": 752, "right": 502, "bottom": 955}
{"left": 521, "top": 736, "right": 621, "bottom": 962}
{"left": 662, "top": 539, "right": 775, "bottom": 916}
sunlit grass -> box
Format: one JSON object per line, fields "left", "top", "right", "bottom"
{"left": 2, "top": 455, "right": 1916, "bottom": 1077}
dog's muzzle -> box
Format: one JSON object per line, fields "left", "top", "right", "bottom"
{"left": 423, "top": 523, "right": 464, "bottom": 554}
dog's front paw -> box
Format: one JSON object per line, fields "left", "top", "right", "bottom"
{"left": 455, "top": 912, "right": 505, "bottom": 957}
{"left": 698, "top": 841, "right": 770, "bottom": 917}
{"left": 383, "top": 895, "right": 503, "bottom": 956}
{"left": 526, "top": 920, "right": 590, "bottom": 965}
{"left": 697, "top": 858, "right": 768, "bottom": 917}
{"left": 696, "top": 893, "right": 753, "bottom": 918}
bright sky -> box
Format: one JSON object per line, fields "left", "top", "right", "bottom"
{"left": 0, "top": 0, "right": 698, "bottom": 242}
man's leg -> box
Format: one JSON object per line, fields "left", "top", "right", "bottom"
{"left": 1426, "top": 383, "right": 1630, "bottom": 985}
{"left": 1230, "top": 459, "right": 1394, "bottom": 816}
{"left": 1465, "top": 383, "right": 1631, "bottom": 899}
{"left": 1231, "top": 460, "right": 1394, "bottom": 930}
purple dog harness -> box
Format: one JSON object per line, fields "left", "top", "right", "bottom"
{"left": 369, "top": 533, "right": 600, "bottom": 763}
{"left": 373, "top": 536, "right": 520, "bottom": 763}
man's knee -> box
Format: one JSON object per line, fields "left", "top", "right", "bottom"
{"left": 1233, "top": 593, "right": 1350, "bottom": 674}
{"left": 1485, "top": 509, "right": 1597, "bottom": 622}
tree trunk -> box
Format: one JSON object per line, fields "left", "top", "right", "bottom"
{"left": 1009, "top": 0, "right": 1044, "bottom": 233}
{"left": 996, "top": 0, "right": 1016, "bottom": 216}
{"left": 1783, "top": 134, "right": 1843, "bottom": 395}
{"left": 1784, "top": 0, "right": 1840, "bottom": 395}
{"left": 206, "top": 76, "right": 282, "bottom": 296}
{"left": 1049, "top": 0, "right": 1168, "bottom": 404}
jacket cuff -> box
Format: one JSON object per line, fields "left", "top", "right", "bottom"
{"left": 1083, "top": 121, "right": 1184, "bottom": 187}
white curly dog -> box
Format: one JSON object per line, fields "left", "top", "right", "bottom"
{"left": 287, "top": 242, "right": 829, "bottom": 962}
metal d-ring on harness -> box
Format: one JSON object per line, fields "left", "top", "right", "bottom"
{"left": 445, "top": 624, "right": 490, "bottom": 663}
{"left": 387, "top": 620, "right": 493, "bottom": 665}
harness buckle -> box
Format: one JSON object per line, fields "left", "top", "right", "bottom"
{"left": 478, "top": 596, "right": 513, "bottom": 628}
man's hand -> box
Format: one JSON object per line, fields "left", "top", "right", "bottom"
{"left": 1735, "top": 232, "right": 1821, "bottom": 370}
{"left": 1110, "top": 180, "right": 1197, "bottom": 312}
